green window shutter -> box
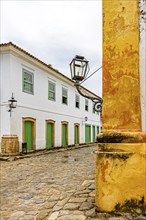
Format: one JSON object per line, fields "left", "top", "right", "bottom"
{"left": 75, "top": 94, "right": 80, "bottom": 108}
{"left": 23, "top": 69, "right": 34, "bottom": 94}
{"left": 62, "top": 88, "right": 68, "bottom": 105}
{"left": 48, "top": 81, "right": 56, "bottom": 101}
{"left": 24, "top": 72, "right": 33, "bottom": 82}
{"left": 85, "top": 99, "right": 88, "bottom": 111}
{"left": 24, "top": 82, "right": 33, "bottom": 93}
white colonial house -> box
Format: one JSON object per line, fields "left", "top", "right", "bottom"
{"left": 0, "top": 42, "right": 102, "bottom": 153}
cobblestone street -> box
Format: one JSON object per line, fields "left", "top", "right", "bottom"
{"left": 0, "top": 145, "right": 146, "bottom": 220}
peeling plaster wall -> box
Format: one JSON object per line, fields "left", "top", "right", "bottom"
{"left": 140, "top": 0, "right": 146, "bottom": 132}
{"left": 95, "top": 0, "right": 146, "bottom": 213}
{"left": 102, "top": 0, "right": 141, "bottom": 132}
{"left": 96, "top": 147, "right": 146, "bottom": 213}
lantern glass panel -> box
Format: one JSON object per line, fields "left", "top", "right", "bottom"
{"left": 70, "top": 55, "right": 89, "bottom": 82}
{"left": 74, "top": 61, "right": 84, "bottom": 78}
{"left": 8, "top": 96, "right": 17, "bottom": 108}
{"left": 12, "top": 100, "right": 17, "bottom": 108}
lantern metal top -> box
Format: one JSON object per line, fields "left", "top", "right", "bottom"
{"left": 70, "top": 55, "right": 89, "bottom": 82}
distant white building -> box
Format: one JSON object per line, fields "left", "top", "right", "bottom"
{"left": 0, "top": 42, "right": 102, "bottom": 152}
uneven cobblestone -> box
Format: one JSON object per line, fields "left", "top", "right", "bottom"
{"left": 0, "top": 145, "right": 146, "bottom": 220}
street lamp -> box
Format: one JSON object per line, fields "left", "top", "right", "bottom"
{"left": 85, "top": 116, "right": 88, "bottom": 122}
{"left": 70, "top": 55, "right": 90, "bottom": 81}
{"left": 8, "top": 93, "right": 17, "bottom": 117}
{"left": 70, "top": 55, "right": 102, "bottom": 113}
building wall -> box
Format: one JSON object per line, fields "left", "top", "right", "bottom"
{"left": 0, "top": 51, "right": 101, "bottom": 152}
{"left": 0, "top": 54, "right": 11, "bottom": 135}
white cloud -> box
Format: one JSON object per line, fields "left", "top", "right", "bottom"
{"left": 1, "top": 0, "right": 102, "bottom": 96}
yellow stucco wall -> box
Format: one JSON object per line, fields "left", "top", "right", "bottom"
{"left": 96, "top": 148, "right": 146, "bottom": 213}
{"left": 102, "top": 0, "right": 141, "bottom": 132}
{"left": 95, "top": 0, "right": 146, "bottom": 214}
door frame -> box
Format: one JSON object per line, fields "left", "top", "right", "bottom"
{"left": 74, "top": 123, "right": 80, "bottom": 145}
{"left": 92, "top": 125, "right": 96, "bottom": 142}
{"left": 97, "top": 126, "right": 99, "bottom": 134}
{"left": 46, "top": 119, "right": 55, "bottom": 148}
{"left": 22, "top": 117, "right": 36, "bottom": 151}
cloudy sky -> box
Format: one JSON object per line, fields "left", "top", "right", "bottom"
{"left": 1, "top": 0, "right": 102, "bottom": 97}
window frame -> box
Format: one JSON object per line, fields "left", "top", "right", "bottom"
{"left": 85, "top": 98, "right": 89, "bottom": 111}
{"left": 75, "top": 94, "right": 80, "bottom": 109}
{"left": 62, "top": 87, "right": 68, "bottom": 105}
{"left": 92, "top": 103, "right": 95, "bottom": 114}
{"left": 48, "top": 81, "right": 56, "bottom": 101}
{"left": 22, "top": 68, "right": 34, "bottom": 95}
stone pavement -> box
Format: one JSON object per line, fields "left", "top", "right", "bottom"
{"left": 0, "top": 145, "right": 146, "bottom": 220}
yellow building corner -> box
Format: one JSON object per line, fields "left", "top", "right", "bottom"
{"left": 95, "top": 0, "right": 146, "bottom": 214}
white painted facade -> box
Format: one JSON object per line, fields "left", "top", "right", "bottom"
{"left": 0, "top": 43, "right": 101, "bottom": 152}
{"left": 140, "top": 0, "right": 146, "bottom": 132}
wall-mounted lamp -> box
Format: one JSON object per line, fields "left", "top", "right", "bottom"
{"left": 8, "top": 93, "right": 17, "bottom": 117}
{"left": 82, "top": 116, "right": 88, "bottom": 126}
{"left": 70, "top": 55, "right": 102, "bottom": 113}
{"left": 85, "top": 116, "right": 88, "bottom": 122}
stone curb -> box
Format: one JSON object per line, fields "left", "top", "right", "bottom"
{"left": 0, "top": 143, "right": 97, "bottom": 161}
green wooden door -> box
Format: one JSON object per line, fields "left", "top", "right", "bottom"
{"left": 97, "top": 126, "right": 99, "bottom": 134}
{"left": 92, "top": 125, "right": 95, "bottom": 142}
{"left": 62, "top": 124, "right": 67, "bottom": 146}
{"left": 24, "top": 121, "right": 33, "bottom": 150}
{"left": 85, "top": 125, "right": 91, "bottom": 143}
{"left": 46, "top": 123, "right": 53, "bottom": 148}
{"left": 75, "top": 125, "right": 79, "bottom": 144}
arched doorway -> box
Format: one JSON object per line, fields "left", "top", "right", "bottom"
{"left": 46, "top": 119, "right": 55, "bottom": 148}
{"left": 22, "top": 117, "right": 36, "bottom": 151}
{"left": 74, "top": 123, "right": 80, "bottom": 144}
{"left": 61, "top": 121, "right": 68, "bottom": 146}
